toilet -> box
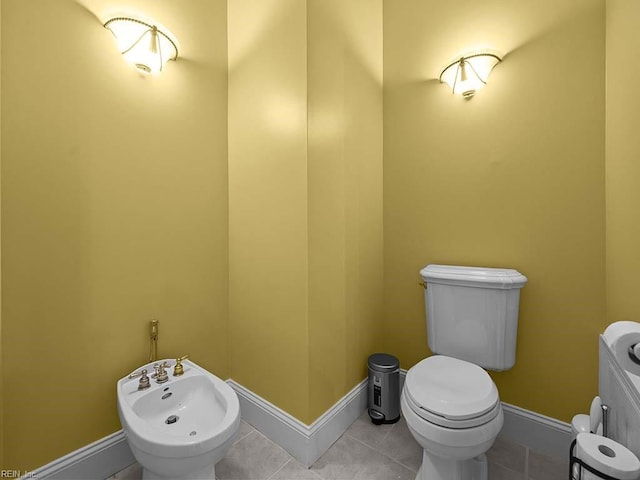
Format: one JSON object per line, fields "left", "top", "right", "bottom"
{"left": 402, "top": 264, "right": 527, "bottom": 480}
{"left": 117, "top": 358, "right": 240, "bottom": 480}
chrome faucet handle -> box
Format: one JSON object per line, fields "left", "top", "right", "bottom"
{"left": 128, "top": 368, "right": 151, "bottom": 390}
{"left": 129, "top": 368, "right": 148, "bottom": 379}
{"left": 153, "top": 360, "right": 171, "bottom": 370}
{"left": 152, "top": 361, "right": 170, "bottom": 384}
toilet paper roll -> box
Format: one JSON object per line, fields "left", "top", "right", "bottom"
{"left": 603, "top": 321, "right": 640, "bottom": 346}
{"left": 576, "top": 433, "right": 640, "bottom": 480}
{"left": 603, "top": 321, "right": 640, "bottom": 375}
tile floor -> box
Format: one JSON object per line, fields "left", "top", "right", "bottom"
{"left": 110, "top": 412, "right": 569, "bottom": 480}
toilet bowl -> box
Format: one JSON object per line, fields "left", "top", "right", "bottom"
{"left": 117, "top": 359, "right": 240, "bottom": 480}
{"left": 401, "top": 355, "right": 503, "bottom": 480}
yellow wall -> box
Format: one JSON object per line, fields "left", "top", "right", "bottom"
{"left": 1, "top": 0, "right": 229, "bottom": 470}
{"left": 605, "top": 0, "right": 640, "bottom": 323}
{"left": 229, "top": 0, "right": 383, "bottom": 424}
{"left": 383, "top": 0, "right": 606, "bottom": 422}
{"left": 307, "top": 0, "right": 383, "bottom": 420}
{"left": 228, "top": 0, "right": 310, "bottom": 422}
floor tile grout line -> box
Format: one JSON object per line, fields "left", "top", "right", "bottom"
{"left": 342, "top": 416, "right": 398, "bottom": 450}
{"left": 236, "top": 428, "right": 260, "bottom": 445}
{"left": 347, "top": 415, "right": 406, "bottom": 451}
{"left": 233, "top": 420, "right": 258, "bottom": 444}
{"left": 265, "top": 458, "right": 292, "bottom": 480}
{"left": 233, "top": 427, "right": 256, "bottom": 446}
{"left": 228, "top": 428, "right": 293, "bottom": 480}
{"left": 342, "top": 429, "right": 380, "bottom": 452}
{"left": 250, "top": 428, "right": 298, "bottom": 479}
{"left": 249, "top": 427, "right": 291, "bottom": 455}
{"left": 309, "top": 432, "right": 387, "bottom": 480}
{"left": 341, "top": 418, "right": 421, "bottom": 474}
{"left": 343, "top": 429, "right": 418, "bottom": 474}
{"left": 376, "top": 422, "right": 397, "bottom": 446}
{"left": 391, "top": 457, "right": 419, "bottom": 473}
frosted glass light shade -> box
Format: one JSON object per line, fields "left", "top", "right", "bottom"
{"left": 104, "top": 17, "right": 178, "bottom": 74}
{"left": 439, "top": 52, "right": 502, "bottom": 98}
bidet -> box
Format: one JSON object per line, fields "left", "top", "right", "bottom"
{"left": 117, "top": 358, "right": 240, "bottom": 480}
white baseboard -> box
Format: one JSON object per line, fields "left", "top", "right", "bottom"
{"left": 500, "top": 402, "right": 572, "bottom": 458}
{"left": 23, "top": 430, "right": 134, "bottom": 480}
{"left": 26, "top": 375, "right": 572, "bottom": 479}
{"left": 226, "top": 378, "right": 368, "bottom": 467}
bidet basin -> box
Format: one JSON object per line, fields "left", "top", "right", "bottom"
{"left": 128, "top": 375, "right": 225, "bottom": 440}
{"left": 117, "top": 359, "right": 240, "bottom": 480}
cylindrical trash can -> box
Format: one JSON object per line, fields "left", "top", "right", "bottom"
{"left": 368, "top": 353, "right": 400, "bottom": 425}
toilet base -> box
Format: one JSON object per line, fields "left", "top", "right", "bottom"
{"left": 416, "top": 450, "right": 487, "bottom": 480}
{"left": 142, "top": 464, "right": 215, "bottom": 480}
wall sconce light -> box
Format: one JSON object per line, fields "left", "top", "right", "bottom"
{"left": 439, "top": 51, "right": 502, "bottom": 99}
{"left": 104, "top": 17, "right": 178, "bottom": 74}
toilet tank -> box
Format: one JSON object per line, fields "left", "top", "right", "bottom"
{"left": 420, "top": 264, "right": 527, "bottom": 371}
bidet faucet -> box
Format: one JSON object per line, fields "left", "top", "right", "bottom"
{"left": 128, "top": 368, "right": 151, "bottom": 390}
{"left": 152, "top": 361, "right": 171, "bottom": 384}
{"left": 173, "top": 355, "right": 190, "bottom": 376}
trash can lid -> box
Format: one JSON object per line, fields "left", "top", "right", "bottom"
{"left": 368, "top": 353, "right": 399, "bottom": 372}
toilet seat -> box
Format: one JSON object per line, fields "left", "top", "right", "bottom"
{"left": 404, "top": 355, "right": 500, "bottom": 429}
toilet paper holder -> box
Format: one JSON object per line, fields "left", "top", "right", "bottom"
{"left": 570, "top": 439, "right": 624, "bottom": 480}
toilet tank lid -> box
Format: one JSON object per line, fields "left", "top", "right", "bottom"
{"left": 420, "top": 264, "right": 527, "bottom": 289}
